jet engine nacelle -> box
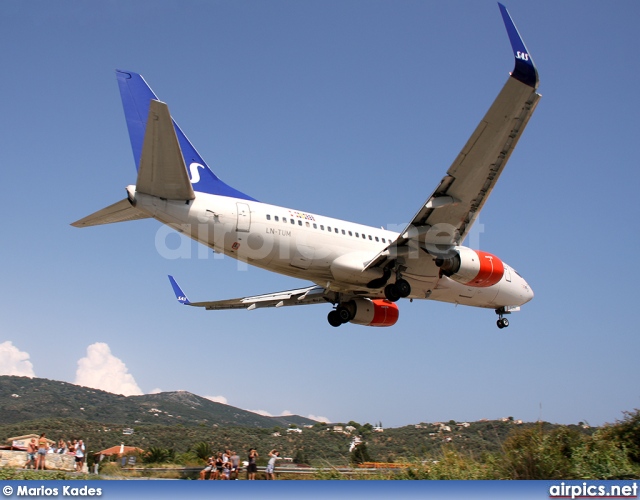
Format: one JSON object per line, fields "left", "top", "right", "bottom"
{"left": 347, "top": 298, "right": 399, "bottom": 327}
{"left": 436, "top": 246, "right": 504, "bottom": 288}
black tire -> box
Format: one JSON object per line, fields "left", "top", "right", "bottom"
{"left": 497, "top": 319, "right": 505, "bottom": 329}
{"left": 395, "top": 279, "right": 411, "bottom": 298}
{"left": 384, "top": 284, "right": 401, "bottom": 302}
{"left": 328, "top": 310, "right": 342, "bottom": 327}
{"left": 336, "top": 305, "right": 351, "bottom": 323}
{"left": 502, "top": 318, "right": 509, "bottom": 328}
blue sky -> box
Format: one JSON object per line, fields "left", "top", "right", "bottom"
{"left": 1, "top": 0, "right": 638, "bottom": 428}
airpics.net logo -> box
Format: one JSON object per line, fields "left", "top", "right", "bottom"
{"left": 549, "top": 482, "right": 638, "bottom": 499}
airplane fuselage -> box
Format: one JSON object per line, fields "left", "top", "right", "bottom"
{"left": 130, "top": 187, "right": 534, "bottom": 311}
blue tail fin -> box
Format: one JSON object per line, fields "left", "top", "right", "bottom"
{"left": 116, "top": 70, "right": 257, "bottom": 201}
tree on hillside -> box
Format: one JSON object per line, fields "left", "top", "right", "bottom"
{"left": 193, "top": 442, "right": 212, "bottom": 461}
{"left": 599, "top": 409, "right": 640, "bottom": 464}
{"left": 350, "top": 443, "right": 371, "bottom": 465}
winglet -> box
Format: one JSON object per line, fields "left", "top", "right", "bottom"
{"left": 498, "top": 3, "right": 539, "bottom": 89}
{"left": 168, "top": 275, "right": 191, "bottom": 305}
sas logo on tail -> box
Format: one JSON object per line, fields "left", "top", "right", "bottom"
{"left": 188, "top": 163, "right": 205, "bottom": 184}
{"left": 515, "top": 51, "right": 530, "bottom": 61}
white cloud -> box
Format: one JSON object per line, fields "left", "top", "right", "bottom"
{"left": 75, "top": 342, "right": 143, "bottom": 396}
{"left": 0, "top": 341, "right": 35, "bottom": 377}
{"left": 308, "top": 414, "right": 331, "bottom": 423}
{"left": 149, "top": 388, "right": 162, "bottom": 394}
{"left": 205, "top": 395, "right": 228, "bottom": 405}
{"left": 247, "top": 409, "right": 273, "bottom": 417}
{"left": 245, "top": 408, "right": 330, "bottom": 422}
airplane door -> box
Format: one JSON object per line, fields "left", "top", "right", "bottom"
{"left": 291, "top": 244, "right": 314, "bottom": 270}
{"left": 236, "top": 203, "right": 251, "bottom": 232}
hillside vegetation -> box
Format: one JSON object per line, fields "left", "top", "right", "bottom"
{"left": 1, "top": 376, "right": 639, "bottom": 479}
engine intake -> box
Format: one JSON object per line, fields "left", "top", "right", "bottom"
{"left": 436, "top": 247, "right": 504, "bottom": 288}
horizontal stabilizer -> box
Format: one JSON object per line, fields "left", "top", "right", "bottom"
{"left": 71, "top": 199, "right": 150, "bottom": 228}
{"left": 136, "top": 100, "right": 195, "bottom": 201}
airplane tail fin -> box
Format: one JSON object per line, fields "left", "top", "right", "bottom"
{"left": 116, "top": 70, "right": 257, "bottom": 201}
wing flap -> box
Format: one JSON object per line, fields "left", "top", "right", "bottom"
{"left": 71, "top": 198, "right": 150, "bottom": 228}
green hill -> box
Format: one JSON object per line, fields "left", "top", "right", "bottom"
{"left": 0, "top": 375, "right": 315, "bottom": 428}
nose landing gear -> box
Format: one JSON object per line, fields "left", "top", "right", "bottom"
{"left": 495, "top": 307, "right": 510, "bottom": 329}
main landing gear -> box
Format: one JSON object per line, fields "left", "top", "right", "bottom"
{"left": 495, "top": 308, "right": 510, "bottom": 329}
{"left": 384, "top": 278, "right": 411, "bottom": 302}
{"left": 328, "top": 303, "right": 353, "bottom": 327}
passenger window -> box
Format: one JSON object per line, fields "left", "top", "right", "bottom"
{"left": 274, "top": 215, "right": 279, "bottom": 222}
{"left": 348, "top": 231, "right": 353, "bottom": 236}
{"left": 320, "top": 225, "right": 325, "bottom": 230}
{"left": 355, "top": 233, "right": 359, "bottom": 237}
{"left": 305, "top": 222, "right": 310, "bottom": 227}
{"left": 382, "top": 238, "right": 386, "bottom": 243}
{"left": 334, "top": 228, "right": 338, "bottom": 233}
{"left": 327, "top": 226, "right": 331, "bottom": 232}
{"left": 266, "top": 214, "right": 271, "bottom": 220}
{"left": 313, "top": 223, "right": 317, "bottom": 229}
{"left": 375, "top": 236, "right": 379, "bottom": 242}
{"left": 341, "top": 229, "right": 345, "bottom": 235}
{"left": 368, "top": 235, "right": 372, "bottom": 240}
{"left": 362, "top": 234, "right": 366, "bottom": 239}
{"left": 290, "top": 219, "right": 295, "bottom": 224}
{"left": 298, "top": 220, "right": 302, "bottom": 226}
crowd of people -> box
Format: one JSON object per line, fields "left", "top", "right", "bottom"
{"left": 24, "top": 433, "right": 86, "bottom": 472}
{"left": 198, "top": 448, "right": 282, "bottom": 480}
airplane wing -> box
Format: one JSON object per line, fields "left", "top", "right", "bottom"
{"left": 367, "top": 3, "right": 541, "bottom": 268}
{"left": 168, "top": 276, "right": 331, "bottom": 310}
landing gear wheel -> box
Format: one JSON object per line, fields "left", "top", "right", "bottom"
{"left": 384, "top": 283, "right": 401, "bottom": 302}
{"left": 395, "top": 278, "right": 411, "bottom": 298}
{"left": 496, "top": 318, "right": 510, "bottom": 329}
{"left": 328, "top": 310, "right": 342, "bottom": 327}
{"left": 336, "top": 305, "right": 352, "bottom": 323}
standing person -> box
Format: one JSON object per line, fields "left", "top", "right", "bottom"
{"left": 230, "top": 450, "right": 240, "bottom": 480}
{"left": 247, "top": 448, "right": 258, "bottom": 480}
{"left": 265, "top": 449, "right": 280, "bottom": 480}
{"left": 75, "top": 439, "right": 86, "bottom": 472}
{"left": 57, "top": 439, "right": 67, "bottom": 454}
{"left": 35, "top": 433, "right": 48, "bottom": 470}
{"left": 24, "top": 438, "right": 37, "bottom": 469}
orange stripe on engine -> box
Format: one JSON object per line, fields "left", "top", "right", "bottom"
{"left": 467, "top": 250, "right": 504, "bottom": 287}
{"left": 370, "top": 299, "right": 400, "bottom": 327}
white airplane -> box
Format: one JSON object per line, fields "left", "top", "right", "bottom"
{"left": 73, "top": 3, "right": 539, "bottom": 329}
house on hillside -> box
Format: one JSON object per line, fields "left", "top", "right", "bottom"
{"left": 95, "top": 444, "right": 144, "bottom": 462}
{"left": 4, "top": 434, "right": 55, "bottom": 450}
